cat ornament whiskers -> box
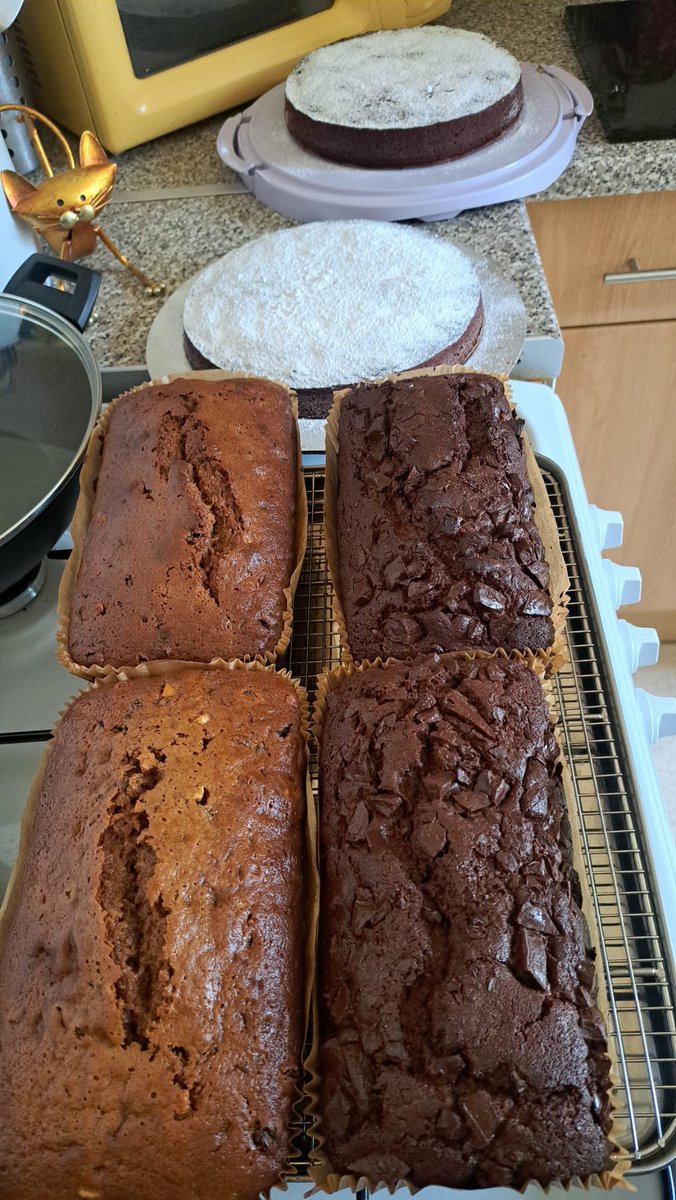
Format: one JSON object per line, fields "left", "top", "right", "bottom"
{"left": 0, "top": 105, "right": 164, "bottom": 295}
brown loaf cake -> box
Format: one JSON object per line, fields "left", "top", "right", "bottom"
{"left": 317, "top": 657, "right": 613, "bottom": 1189}
{"left": 67, "top": 376, "right": 297, "bottom": 668}
{"left": 284, "top": 28, "right": 523, "bottom": 169}
{"left": 334, "top": 371, "right": 554, "bottom": 660}
{"left": 0, "top": 668, "right": 306, "bottom": 1200}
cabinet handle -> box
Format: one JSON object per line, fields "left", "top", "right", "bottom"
{"left": 604, "top": 256, "right": 676, "bottom": 284}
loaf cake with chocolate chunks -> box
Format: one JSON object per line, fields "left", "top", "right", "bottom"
{"left": 66, "top": 375, "right": 298, "bottom": 668}
{"left": 316, "top": 656, "right": 613, "bottom": 1189}
{"left": 332, "top": 370, "right": 556, "bottom": 660}
{"left": 0, "top": 668, "right": 307, "bottom": 1200}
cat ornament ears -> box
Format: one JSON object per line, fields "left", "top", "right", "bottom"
{"left": 0, "top": 105, "right": 164, "bottom": 295}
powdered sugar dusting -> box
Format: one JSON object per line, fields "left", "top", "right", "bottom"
{"left": 183, "top": 221, "right": 481, "bottom": 389}
{"left": 285, "top": 28, "right": 521, "bottom": 131}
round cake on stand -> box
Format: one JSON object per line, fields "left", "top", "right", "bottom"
{"left": 284, "top": 28, "right": 523, "bottom": 169}
{"left": 181, "top": 221, "right": 485, "bottom": 418}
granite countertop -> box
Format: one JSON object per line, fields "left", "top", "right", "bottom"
{"left": 80, "top": 0, "right": 673, "bottom": 368}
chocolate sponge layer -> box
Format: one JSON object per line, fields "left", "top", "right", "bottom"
{"left": 183, "top": 299, "right": 483, "bottom": 421}
{"left": 284, "top": 79, "right": 523, "bottom": 169}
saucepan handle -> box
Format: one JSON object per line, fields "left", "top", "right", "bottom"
{"left": 4, "top": 253, "right": 101, "bottom": 332}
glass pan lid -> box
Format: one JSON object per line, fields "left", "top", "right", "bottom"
{"left": 0, "top": 294, "right": 101, "bottom": 545}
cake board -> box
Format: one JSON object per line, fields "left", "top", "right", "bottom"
{"left": 216, "top": 64, "right": 593, "bottom": 224}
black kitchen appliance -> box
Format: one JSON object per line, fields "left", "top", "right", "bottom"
{"left": 565, "top": 0, "right": 676, "bottom": 141}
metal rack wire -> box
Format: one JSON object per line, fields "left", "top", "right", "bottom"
{"left": 289, "top": 462, "right": 676, "bottom": 1177}
{"left": 545, "top": 465, "right": 676, "bottom": 1175}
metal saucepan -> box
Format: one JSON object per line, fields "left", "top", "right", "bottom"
{"left": 0, "top": 255, "right": 101, "bottom": 605}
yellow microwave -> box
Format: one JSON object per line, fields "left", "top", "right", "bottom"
{"left": 15, "top": 0, "right": 451, "bottom": 154}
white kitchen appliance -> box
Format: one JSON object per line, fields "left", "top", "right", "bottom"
{"left": 0, "top": 369, "right": 674, "bottom": 1197}
{"left": 0, "top": 134, "right": 39, "bottom": 288}
{"left": 0, "top": 0, "right": 40, "bottom": 285}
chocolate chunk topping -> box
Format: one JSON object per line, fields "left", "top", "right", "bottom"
{"left": 514, "top": 928, "right": 549, "bottom": 991}
{"left": 515, "top": 901, "right": 559, "bottom": 935}
{"left": 318, "top": 656, "right": 613, "bottom": 1190}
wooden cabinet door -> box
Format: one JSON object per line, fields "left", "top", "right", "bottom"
{"left": 527, "top": 194, "right": 676, "bottom": 328}
{"left": 557, "top": 320, "right": 676, "bottom": 638}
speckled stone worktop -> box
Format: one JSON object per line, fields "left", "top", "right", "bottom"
{"left": 80, "top": 0, "right": 673, "bottom": 368}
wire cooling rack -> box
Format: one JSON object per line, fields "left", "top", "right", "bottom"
{"left": 289, "top": 462, "right": 676, "bottom": 1178}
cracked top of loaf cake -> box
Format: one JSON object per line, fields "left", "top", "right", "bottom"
{"left": 318, "top": 656, "right": 613, "bottom": 1189}
{"left": 67, "top": 376, "right": 297, "bottom": 667}
{"left": 335, "top": 371, "right": 554, "bottom": 660}
{"left": 0, "top": 668, "right": 305, "bottom": 1200}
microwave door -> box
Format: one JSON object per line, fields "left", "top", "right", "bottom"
{"left": 116, "top": 0, "right": 336, "bottom": 77}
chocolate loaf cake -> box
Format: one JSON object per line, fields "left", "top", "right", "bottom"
{"left": 182, "top": 222, "right": 483, "bottom": 420}
{"left": 66, "top": 376, "right": 298, "bottom": 668}
{"left": 285, "top": 28, "right": 523, "bottom": 169}
{"left": 333, "top": 371, "right": 555, "bottom": 659}
{"left": 317, "top": 657, "right": 613, "bottom": 1189}
{"left": 0, "top": 668, "right": 307, "bottom": 1200}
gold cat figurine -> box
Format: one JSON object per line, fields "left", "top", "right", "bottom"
{"left": 0, "top": 105, "right": 164, "bottom": 295}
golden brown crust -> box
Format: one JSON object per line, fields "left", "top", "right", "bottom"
{"left": 67, "top": 376, "right": 297, "bottom": 668}
{"left": 0, "top": 668, "right": 306, "bottom": 1200}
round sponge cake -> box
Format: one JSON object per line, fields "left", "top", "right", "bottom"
{"left": 284, "top": 27, "right": 523, "bottom": 169}
{"left": 183, "top": 220, "right": 483, "bottom": 416}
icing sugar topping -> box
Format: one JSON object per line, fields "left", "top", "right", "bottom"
{"left": 285, "top": 27, "right": 521, "bottom": 131}
{"left": 183, "top": 220, "right": 481, "bottom": 390}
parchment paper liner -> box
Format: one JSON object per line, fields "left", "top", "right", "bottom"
{"left": 324, "top": 365, "right": 569, "bottom": 675}
{"left": 305, "top": 654, "right": 632, "bottom": 1195}
{"left": 0, "top": 658, "right": 318, "bottom": 1191}
{"left": 57, "top": 370, "right": 308, "bottom": 681}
